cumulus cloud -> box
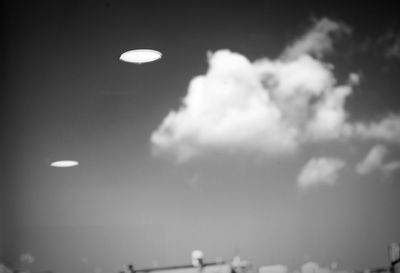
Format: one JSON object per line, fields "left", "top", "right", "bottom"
{"left": 354, "top": 115, "right": 400, "bottom": 144}
{"left": 356, "top": 144, "right": 400, "bottom": 176}
{"left": 356, "top": 145, "right": 387, "bottom": 175}
{"left": 150, "top": 17, "right": 400, "bottom": 162}
{"left": 282, "top": 18, "right": 350, "bottom": 60}
{"left": 297, "top": 157, "right": 345, "bottom": 189}
{"left": 151, "top": 50, "right": 301, "bottom": 162}
{"left": 348, "top": 73, "right": 360, "bottom": 85}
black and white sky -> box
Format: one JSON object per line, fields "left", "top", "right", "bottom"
{"left": 1, "top": 1, "right": 400, "bottom": 273}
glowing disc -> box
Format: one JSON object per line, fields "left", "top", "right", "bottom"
{"left": 50, "top": 160, "right": 79, "bottom": 168}
{"left": 119, "top": 49, "right": 162, "bottom": 64}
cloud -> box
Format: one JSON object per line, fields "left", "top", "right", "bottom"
{"left": 354, "top": 115, "right": 400, "bottom": 144}
{"left": 0, "top": 264, "right": 13, "bottom": 273}
{"left": 282, "top": 18, "right": 350, "bottom": 60}
{"left": 379, "top": 30, "right": 400, "bottom": 59}
{"left": 356, "top": 145, "right": 387, "bottom": 175}
{"left": 151, "top": 50, "right": 301, "bottom": 162}
{"left": 297, "top": 157, "right": 345, "bottom": 189}
{"left": 363, "top": 29, "right": 400, "bottom": 60}
{"left": 356, "top": 144, "right": 400, "bottom": 176}
{"left": 348, "top": 73, "right": 360, "bottom": 85}
{"left": 151, "top": 18, "right": 400, "bottom": 162}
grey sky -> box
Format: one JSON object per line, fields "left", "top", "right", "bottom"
{"left": 1, "top": 1, "right": 400, "bottom": 273}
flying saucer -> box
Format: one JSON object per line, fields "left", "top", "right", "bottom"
{"left": 50, "top": 160, "right": 79, "bottom": 168}
{"left": 119, "top": 49, "right": 162, "bottom": 64}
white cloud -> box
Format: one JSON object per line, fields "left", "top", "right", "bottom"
{"left": 151, "top": 18, "right": 400, "bottom": 163}
{"left": 297, "top": 157, "right": 345, "bottom": 189}
{"left": 356, "top": 144, "right": 387, "bottom": 175}
{"left": 305, "top": 85, "right": 353, "bottom": 141}
{"left": 151, "top": 50, "right": 301, "bottom": 162}
{"left": 348, "top": 73, "right": 360, "bottom": 85}
{"left": 151, "top": 49, "right": 353, "bottom": 162}
{"left": 354, "top": 115, "right": 400, "bottom": 144}
{"left": 356, "top": 144, "right": 400, "bottom": 176}
{"left": 282, "top": 18, "right": 350, "bottom": 60}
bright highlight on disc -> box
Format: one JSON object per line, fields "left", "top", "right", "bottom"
{"left": 50, "top": 160, "right": 79, "bottom": 168}
{"left": 119, "top": 49, "right": 162, "bottom": 64}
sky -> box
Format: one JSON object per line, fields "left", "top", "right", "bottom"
{"left": 1, "top": 1, "right": 400, "bottom": 273}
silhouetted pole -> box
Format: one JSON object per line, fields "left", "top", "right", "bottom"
{"left": 389, "top": 243, "right": 400, "bottom": 273}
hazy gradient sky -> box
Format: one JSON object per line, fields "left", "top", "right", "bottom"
{"left": 1, "top": 1, "right": 400, "bottom": 273}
